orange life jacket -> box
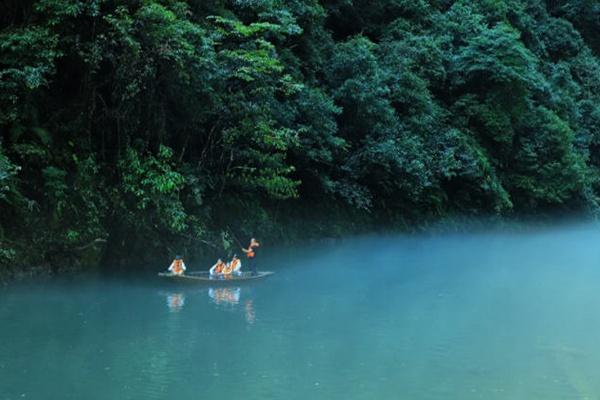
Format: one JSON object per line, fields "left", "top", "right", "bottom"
{"left": 172, "top": 259, "right": 184, "bottom": 274}
{"left": 247, "top": 243, "right": 259, "bottom": 258}
{"left": 214, "top": 262, "right": 225, "bottom": 274}
{"left": 222, "top": 262, "right": 233, "bottom": 275}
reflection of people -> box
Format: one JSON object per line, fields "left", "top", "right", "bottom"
{"left": 166, "top": 293, "right": 185, "bottom": 312}
{"left": 209, "top": 258, "right": 226, "bottom": 277}
{"left": 208, "top": 287, "right": 241, "bottom": 305}
{"left": 168, "top": 255, "right": 186, "bottom": 275}
{"left": 242, "top": 238, "right": 260, "bottom": 276}
{"left": 244, "top": 300, "right": 256, "bottom": 324}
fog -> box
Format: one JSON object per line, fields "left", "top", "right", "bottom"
{"left": 2, "top": 221, "right": 600, "bottom": 399}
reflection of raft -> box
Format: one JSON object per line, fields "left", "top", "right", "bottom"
{"left": 158, "top": 271, "right": 274, "bottom": 284}
{"left": 209, "top": 287, "right": 241, "bottom": 305}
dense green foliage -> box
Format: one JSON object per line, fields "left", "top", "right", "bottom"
{"left": 2, "top": 0, "right": 600, "bottom": 269}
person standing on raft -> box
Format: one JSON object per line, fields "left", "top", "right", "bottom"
{"left": 242, "top": 238, "right": 260, "bottom": 276}
{"left": 168, "top": 255, "right": 186, "bottom": 276}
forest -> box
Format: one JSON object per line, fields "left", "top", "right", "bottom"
{"left": 1, "top": 0, "right": 600, "bottom": 272}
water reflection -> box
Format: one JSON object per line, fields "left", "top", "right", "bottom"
{"left": 158, "top": 285, "right": 257, "bottom": 324}
{"left": 165, "top": 292, "right": 186, "bottom": 313}
{"left": 208, "top": 287, "right": 258, "bottom": 325}
{"left": 244, "top": 300, "right": 255, "bottom": 325}
{"left": 208, "top": 287, "right": 241, "bottom": 306}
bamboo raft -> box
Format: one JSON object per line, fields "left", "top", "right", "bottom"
{"left": 158, "top": 271, "right": 275, "bottom": 285}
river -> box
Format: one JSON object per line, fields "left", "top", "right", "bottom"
{"left": 2, "top": 223, "right": 600, "bottom": 399}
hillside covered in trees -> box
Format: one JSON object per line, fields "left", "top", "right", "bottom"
{"left": 1, "top": 0, "right": 600, "bottom": 271}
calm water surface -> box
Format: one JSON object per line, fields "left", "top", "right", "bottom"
{"left": 3, "top": 224, "right": 600, "bottom": 399}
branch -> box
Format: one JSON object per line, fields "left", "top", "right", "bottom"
{"left": 74, "top": 238, "right": 107, "bottom": 252}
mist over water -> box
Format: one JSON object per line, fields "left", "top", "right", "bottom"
{"left": 2, "top": 222, "right": 600, "bottom": 399}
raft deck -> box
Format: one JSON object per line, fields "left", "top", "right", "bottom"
{"left": 158, "top": 271, "right": 274, "bottom": 284}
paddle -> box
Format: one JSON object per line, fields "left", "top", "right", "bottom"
{"left": 226, "top": 226, "right": 245, "bottom": 250}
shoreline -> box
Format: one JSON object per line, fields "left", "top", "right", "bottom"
{"left": 2, "top": 214, "right": 596, "bottom": 285}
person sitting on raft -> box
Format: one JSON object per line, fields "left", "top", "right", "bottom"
{"left": 242, "top": 238, "right": 260, "bottom": 276}
{"left": 209, "top": 258, "right": 226, "bottom": 277}
{"left": 168, "top": 255, "right": 186, "bottom": 276}
{"left": 230, "top": 255, "right": 242, "bottom": 275}
{"left": 222, "top": 255, "right": 242, "bottom": 276}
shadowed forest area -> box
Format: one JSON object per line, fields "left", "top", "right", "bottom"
{"left": 1, "top": 0, "right": 600, "bottom": 273}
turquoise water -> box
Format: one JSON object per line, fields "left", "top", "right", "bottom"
{"left": 3, "top": 224, "right": 600, "bottom": 399}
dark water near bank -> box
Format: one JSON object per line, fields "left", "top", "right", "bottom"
{"left": 3, "top": 224, "right": 600, "bottom": 399}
